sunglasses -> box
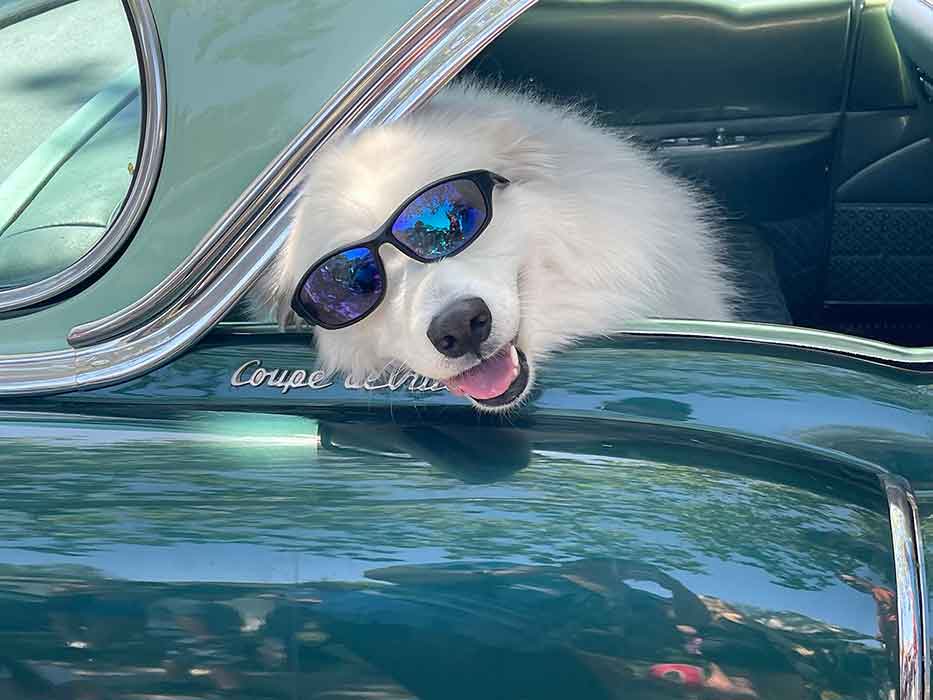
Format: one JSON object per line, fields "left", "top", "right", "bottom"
{"left": 290, "top": 169, "right": 510, "bottom": 329}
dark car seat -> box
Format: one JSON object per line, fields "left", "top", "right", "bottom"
{"left": 722, "top": 225, "right": 793, "bottom": 325}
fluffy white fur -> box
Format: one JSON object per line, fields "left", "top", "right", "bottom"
{"left": 253, "top": 81, "right": 738, "bottom": 411}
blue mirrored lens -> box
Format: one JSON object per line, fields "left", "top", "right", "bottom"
{"left": 300, "top": 247, "right": 383, "bottom": 326}
{"left": 391, "top": 179, "right": 487, "bottom": 259}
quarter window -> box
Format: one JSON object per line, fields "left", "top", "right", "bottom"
{"left": 0, "top": 0, "right": 142, "bottom": 291}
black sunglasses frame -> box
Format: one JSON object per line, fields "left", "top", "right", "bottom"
{"left": 290, "top": 169, "right": 510, "bottom": 330}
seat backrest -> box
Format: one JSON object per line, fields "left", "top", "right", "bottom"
{"left": 889, "top": 0, "right": 933, "bottom": 106}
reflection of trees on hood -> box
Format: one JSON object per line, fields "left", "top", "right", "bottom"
{"left": 797, "top": 425, "right": 933, "bottom": 483}
{"left": 0, "top": 556, "right": 892, "bottom": 700}
{"left": 0, "top": 410, "right": 892, "bottom": 592}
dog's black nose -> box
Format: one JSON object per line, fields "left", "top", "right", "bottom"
{"left": 427, "top": 297, "right": 492, "bottom": 358}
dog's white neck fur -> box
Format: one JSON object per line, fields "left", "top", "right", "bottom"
{"left": 252, "top": 81, "right": 737, "bottom": 409}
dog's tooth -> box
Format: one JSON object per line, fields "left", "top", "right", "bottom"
{"left": 510, "top": 345, "right": 519, "bottom": 368}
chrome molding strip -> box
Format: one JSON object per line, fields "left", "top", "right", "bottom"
{"left": 882, "top": 475, "right": 930, "bottom": 700}
{"left": 0, "top": 0, "right": 165, "bottom": 313}
{"left": 0, "top": 345, "right": 74, "bottom": 395}
{"left": 1, "top": 0, "right": 537, "bottom": 395}
{"left": 69, "top": 0, "right": 537, "bottom": 349}
{"left": 617, "top": 319, "right": 933, "bottom": 368}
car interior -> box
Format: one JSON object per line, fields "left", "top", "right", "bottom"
{"left": 465, "top": 0, "right": 933, "bottom": 346}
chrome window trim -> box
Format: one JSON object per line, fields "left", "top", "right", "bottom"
{"left": 615, "top": 320, "right": 933, "bottom": 370}
{"left": 882, "top": 474, "right": 930, "bottom": 700}
{"left": 0, "top": 0, "right": 166, "bottom": 313}
{"left": 0, "top": 0, "right": 538, "bottom": 395}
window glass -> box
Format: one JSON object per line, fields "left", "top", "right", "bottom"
{"left": 0, "top": 0, "right": 141, "bottom": 289}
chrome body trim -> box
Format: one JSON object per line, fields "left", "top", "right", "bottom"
{"left": 882, "top": 475, "right": 930, "bottom": 700}
{"left": 615, "top": 320, "right": 933, "bottom": 370}
{"left": 0, "top": 0, "right": 166, "bottom": 313}
{"left": 1, "top": 0, "right": 537, "bottom": 394}
{"left": 0, "top": 346, "right": 74, "bottom": 394}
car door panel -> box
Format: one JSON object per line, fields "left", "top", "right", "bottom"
{"left": 468, "top": 0, "right": 851, "bottom": 125}
{"left": 651, "top": 128, "right": 834, "bottom": 221}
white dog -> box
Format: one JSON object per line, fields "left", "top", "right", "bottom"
{"left": 254, "top": 81, "right": 737, "bottom": 411}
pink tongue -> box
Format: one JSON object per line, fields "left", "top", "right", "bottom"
{"left": 445, "top": 346, "right": 519, "bottom": 400}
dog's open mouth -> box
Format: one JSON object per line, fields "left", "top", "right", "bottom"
{"left": 444, "top": 343, "right": 529, "bottom": 407}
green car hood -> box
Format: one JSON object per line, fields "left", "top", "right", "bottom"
{"left": 2, "top": 335, "right": 927, "bottom": 698}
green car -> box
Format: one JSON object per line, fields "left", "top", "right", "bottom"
{"left": 1, "top": 0, "right": 932, "bottom": 698}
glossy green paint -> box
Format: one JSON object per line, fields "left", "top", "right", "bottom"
{"left": 0, "top": 376, "right": 899, "bottom": 698}
{"left": 47, "top": 331, "right": 933, "bottom": 483}
{"left": 3, "top": 335, "right": 925, "bottom": 697}
{"left": 0, "top": 0, "right": 427, "bottom": 354}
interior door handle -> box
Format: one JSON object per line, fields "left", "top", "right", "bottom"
{"left": 654, "top": 129, "right": 756, "bottom": 150}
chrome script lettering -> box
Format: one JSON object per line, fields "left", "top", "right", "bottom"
{"left": 230, "top": 360, "right": 445, "bottom": 394}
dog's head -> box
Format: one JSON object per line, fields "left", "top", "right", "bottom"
{"left": 260, "top": 83, "right": 724, "bottom": 411}
{"left": 264, "top": 89, "right": 579, "bottom": 411}
{"left": 283, "top": 135, "right": 548, "bottom": 408}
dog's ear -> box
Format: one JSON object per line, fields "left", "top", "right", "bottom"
{"left": 488, "top": 116, "right": 557, "bottom": 183}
